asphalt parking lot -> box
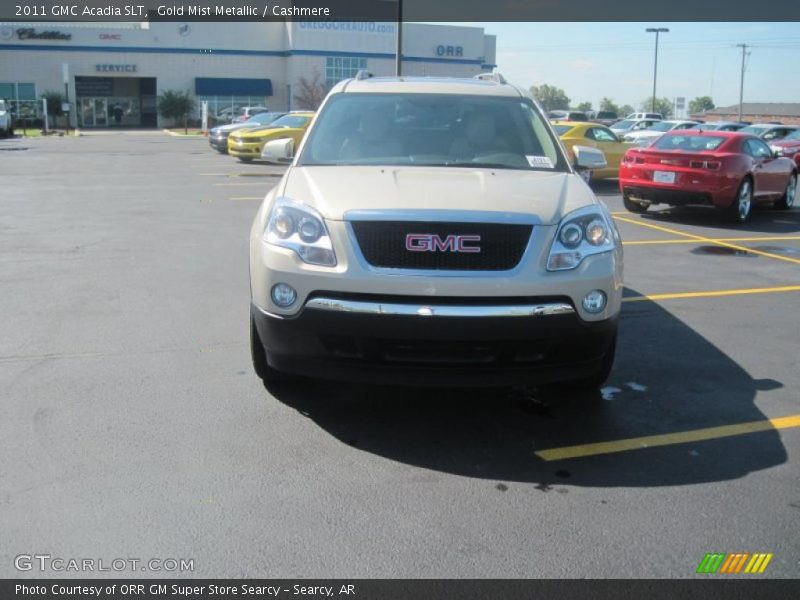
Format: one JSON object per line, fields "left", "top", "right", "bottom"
{"left": 1, "top": 133, "right": 798, "bottom": 579}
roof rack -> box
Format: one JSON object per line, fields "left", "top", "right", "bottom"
{"left": 473, "top": 72, "right": 506, "bottom": 84}
{"left": 354, "top": 70, "right": 374, "bottom": 81}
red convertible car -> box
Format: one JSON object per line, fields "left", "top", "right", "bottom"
{"left": 619, "top": 130, "right": 797, "bottom": 222}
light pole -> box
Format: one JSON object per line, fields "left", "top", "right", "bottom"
{"left": 378, "top": 0, "right": 403, "bottom": 76}
{"left": 646, "top": 28, "right": 669, "bottom": 113}
{"left": 395, "top": 0, "right": 403, "bottom": 76}
{"left": 736, "top": 44, "right": 750, "bottom": 122}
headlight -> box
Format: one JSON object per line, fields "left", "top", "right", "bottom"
{"left": 265, "top": 198, "right": 336, "bottom": 266}
{"left": 547, "top": 205, "right": 617, "bottom": 271}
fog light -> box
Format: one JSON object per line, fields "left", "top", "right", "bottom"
{"left": 582, "top": 290, "right": 607, "bottom": 314}
{"left": 271, "top": 283, "right": 297, "bottom": 308}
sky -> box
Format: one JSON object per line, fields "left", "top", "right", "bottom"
{"left": 465, "top": 22, "right": 800, "bottom": 113}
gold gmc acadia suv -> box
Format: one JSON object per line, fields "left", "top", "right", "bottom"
{"left": 249, "top": 72, "right": 623, "bottom": 388}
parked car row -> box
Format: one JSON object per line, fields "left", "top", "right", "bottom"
{"left": 551, "top": 111, "right": 797, "bottom": 223}
{"left": 208, "top": 111, "right": 315, "bottom": 162}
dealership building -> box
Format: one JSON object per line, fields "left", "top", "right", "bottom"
{"left": 0, "top": 20, "right": 496, "bottom": 128}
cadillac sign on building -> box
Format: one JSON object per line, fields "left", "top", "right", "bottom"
{"left": 15, "top": 28, "right": 72, "bottom": 41}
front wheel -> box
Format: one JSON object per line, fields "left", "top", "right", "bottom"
{"left": 727, "top": 178, "right": 753, "bottom": 223}
{"left": 774, "top": 173, "right": 797, "bottom": 210}
{"left": 623, "top": 194, "right": 648, "bottom": 213}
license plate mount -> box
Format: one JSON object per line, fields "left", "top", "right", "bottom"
{"left": 653, "top": 170, "right": 676, "bottom": 184}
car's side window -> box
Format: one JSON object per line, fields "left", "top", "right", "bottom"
{"left": 745, "top": 139, "right": 772, "bottom": 159}
{"left": 591, "top": 127, "right": 617, "bottom": 143}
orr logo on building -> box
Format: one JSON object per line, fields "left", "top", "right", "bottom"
{"left": 696, "top": 552, "right": 773, "bottom": 574}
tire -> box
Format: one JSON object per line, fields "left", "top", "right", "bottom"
{"left": 250, "top": 315, "right": 297, "bottom": 383}
{"left": 623, "top": 193, "right": 648, "bottom": 213}
{"left": 774, "top": 172, "right": 797, "bottom": 210}
{"left": 727, "top": 177, "right": 753, "bottom": 223}
{"left": 216, "top": 148, "right": 228, "bottom": 155}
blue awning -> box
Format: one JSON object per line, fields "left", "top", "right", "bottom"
{"left": 195, "top": 78, "right": 273, "bottom": 96}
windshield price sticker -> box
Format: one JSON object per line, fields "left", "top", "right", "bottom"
{"left": 526, "top": 155, "right": 554, "bottom": 168}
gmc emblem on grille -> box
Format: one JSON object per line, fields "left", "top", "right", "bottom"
{"left": 405, "top": 234, "right": 481, "bottom": 253}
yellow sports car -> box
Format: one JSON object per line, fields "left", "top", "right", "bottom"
{"left": 228, "top": 112, "right": 314, "bottom": 161}
{"left": 553, "top": 121, "right": 632, "bottom": 180}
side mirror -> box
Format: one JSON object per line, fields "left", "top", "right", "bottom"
{"left": 573, "top": 145, "right": 607, "bottom": 171}
{"left": 261, "top": 138, "right": 294, "bottom": 163}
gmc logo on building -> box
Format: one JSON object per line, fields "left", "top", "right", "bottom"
{"left": 405, "top": 234, "right": 481, "bottom": 253}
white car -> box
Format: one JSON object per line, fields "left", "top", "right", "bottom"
{"left": 248, "top": 73, "right": 623, "bottom": 388}
{"left": 622, "top": 120, "right": 701, "bottom": 145}
{"left": 0, "top": 100, "right": 13, "bottom": 138}
{"left": 625, "top": 112, "right": 663, "bottom": 120}
{"left": 610, "top": 118, "right": 661, "bottom": 136}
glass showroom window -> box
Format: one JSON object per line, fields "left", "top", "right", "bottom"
{"left": 198, "top": 96, "right": 270, "bottom": 122}
{"left": 0, "top": 82, "right": 38, "bottom": 119}
{"left": 325, "top": 57, "right": 368, "bottom": 87}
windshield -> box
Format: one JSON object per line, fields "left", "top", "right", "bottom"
{"left": 613, "top": 119, "right": 636, "bottom": 129}
{"left": 782, "top": 129, "right": 800, "bottom": 141}
{"left": 249, "top": 112, "right": 283, "bottom": 125}
{"left": 298, "top": 93, "right": 567, "bottom": 171}
{"left": 270, "top": 114, "right": 311, "bottom": 129}
{"left": 654, "top": 134, "right": 726, "bottom": 152}
{"left": 739, "top": 125, "right": 768, "bottom": 135}
{"left": 648, "top": 121, "right": 674, "bottom": 132}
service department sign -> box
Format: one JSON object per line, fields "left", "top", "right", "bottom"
{"left": 95, "top": 64, "right": 137, "bottom": 73}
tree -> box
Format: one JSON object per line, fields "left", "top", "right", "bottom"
{"left": 640, "top": 97, "right": 673, "bottom": 118}
{"left": 41, "top": 91, "right": 64, "bottom": 129}
{"left": 529, "top": 84, "right": 570, "bottom": 112}
{"left": 599, "top": 97, "right": 620, "bottom": 114}
{"left": 157, "top": 90, "right": 196, "bottom": 134}
{"left": 576, "top": 101, "right": 593, "bottom": 112}
{"left": 689, "top": 96, "right": 715, "bottom": 115}
{"left": 293, "top": 69, "right": 329, "bottom": 110}
{"left": 619, "top": 104, "right": 634, "bottom": 117}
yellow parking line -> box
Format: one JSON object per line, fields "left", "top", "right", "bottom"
{"left": 624, "top": 235, "right": 800, "bottom": 246}
{"left": 212, "top": 182, "right": 269, "bottom": 187}
{"left": 614, "top": 215, "right": 800, "bottom": 266}
{"left": 623, "top": 285, "right": 800, "bottom": 303}
{"left": 229, "top": 196, "right": 262, "bottom": 201}
{"left": 535, "top": 414, "right": 800, "bottom": 461}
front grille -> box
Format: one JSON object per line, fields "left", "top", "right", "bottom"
{"left": 350, "top": 221, "right": 532, "bottom": 271}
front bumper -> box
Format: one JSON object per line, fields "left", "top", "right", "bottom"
{"left": 209, "top": 135, "right": 229, "bottom": 151}
{"left": 252, "top": 297, "right": 617, "bottom": 386}
{"left": 229, "top": 139, "right": 264, "bottom": 157}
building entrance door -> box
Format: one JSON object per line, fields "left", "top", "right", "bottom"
{"left": 79, "top": 98, "right": 108, "bottom": 127}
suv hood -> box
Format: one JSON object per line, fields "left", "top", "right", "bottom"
{"left": 213, "top": 121, "right": 264, "bottom": 133}
{"left": 280, "top": 166, "right": 597, "bottom": 225}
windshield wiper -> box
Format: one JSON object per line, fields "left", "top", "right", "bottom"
{"left": 443, "top": 161, "right": 516, "bottom": 169}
